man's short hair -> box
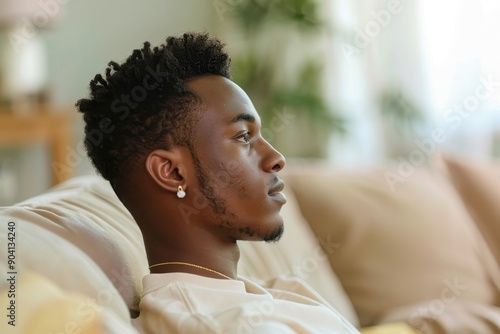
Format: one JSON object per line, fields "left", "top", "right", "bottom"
{"left": 76, "top": 32, "right": 231, "bottom": 185}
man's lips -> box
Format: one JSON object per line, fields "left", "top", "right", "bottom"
{"left": 268, "top": 179, "right": 285, "bottom": 195}
{"left": 269, "top": 180, "right": 287, "bottom": 204}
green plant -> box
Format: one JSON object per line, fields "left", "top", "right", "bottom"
{"left": 378, "top": 89, "right": 428, "bottom": 158}
{"left": 227, "top": 0, "right": 346, "bottom": 156}
{"left": 378, "top": 89, "right": 425, "bottom": 135}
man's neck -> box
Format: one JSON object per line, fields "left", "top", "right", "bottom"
{"left": 143, "top": 229, "right": 240, "bottom": 280}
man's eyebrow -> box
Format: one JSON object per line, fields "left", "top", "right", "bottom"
{"left": 231, "top": 113, "right": 257, "bottom": 124}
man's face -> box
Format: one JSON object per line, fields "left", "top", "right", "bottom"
{"left": 185, "top": 75, "right": 286, "bottom": 242}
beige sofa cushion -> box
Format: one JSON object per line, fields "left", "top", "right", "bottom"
{"left": 442, "top": 155, "right": 500, "bottom": 267}
{"left": 0, "top": 214, "right": 132, "bottom": 325}
{"left": 284, "top": 165, "right": 500, "bottom": 331}
{"left": 3, "top": 175, "right": 150, "bottom": 315}
{"left": 379, "top": 300, "right": 500, "bottom": 334}
{"left": 238, "top": 186, "right": 359, "bottom": 326}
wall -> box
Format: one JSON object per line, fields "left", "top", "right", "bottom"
{"left": 0, "top": 0, "right": 217, "bottom": 204}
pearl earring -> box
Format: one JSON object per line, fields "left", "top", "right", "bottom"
{"left": 177, "top": 186, "right": 186, "bottom": 199}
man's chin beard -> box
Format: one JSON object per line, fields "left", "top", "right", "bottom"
{"left": 263, "top": 223, "right": 284, "bottom": 243}
{"left": 237, "top": 223, "right": 285, "bottom": 243}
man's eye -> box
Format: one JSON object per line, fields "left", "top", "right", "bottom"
{"left": 237, "top": 132, "right": 250, "bottom": 143}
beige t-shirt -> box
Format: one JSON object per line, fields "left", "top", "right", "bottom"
{"left": 137, "top": 273, "right": 359, "bottom": 333}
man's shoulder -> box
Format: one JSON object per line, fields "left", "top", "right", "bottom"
{"left": 140, "top": 274, "right": 360, "bottom": 334}
{"left": 240, "top": 276, "right": 330, "bottom": 305}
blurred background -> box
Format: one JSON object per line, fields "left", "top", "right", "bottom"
{"left": 0, "top": 0, "right": 499, "bottom": 205}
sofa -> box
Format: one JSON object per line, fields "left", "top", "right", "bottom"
{"left": 1, "top": 153, "right": 499, "bottom": 333}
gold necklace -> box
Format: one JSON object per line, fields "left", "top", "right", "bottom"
{"left": 148, "top": 261, "right": 232, "bottom": 280}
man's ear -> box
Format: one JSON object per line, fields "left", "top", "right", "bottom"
{"left": 145, "top": 149, "right": 186, "bottom": 192}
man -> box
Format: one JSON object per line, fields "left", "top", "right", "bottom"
{"left": 77, "top": 32, "right": 358, "bottom": 333}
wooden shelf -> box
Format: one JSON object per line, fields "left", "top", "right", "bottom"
{"left": 0, "top": 109, "right": 75, "bottom": 185}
